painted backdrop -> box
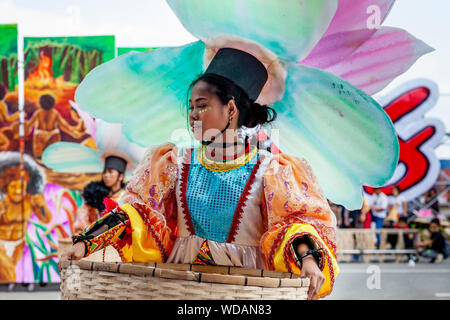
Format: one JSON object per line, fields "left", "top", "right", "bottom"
{"left": 0, "top": 34, "right": 115, "bottom": 283}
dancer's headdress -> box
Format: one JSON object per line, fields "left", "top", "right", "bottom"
{"left": 104, "top": 155, "right": 127, "bottom": 174}
{"left": 73, "top": 0, "right": 433, "bottom": 209}
{"left": 204, "top": 48, "right": 268, "bottom": 101}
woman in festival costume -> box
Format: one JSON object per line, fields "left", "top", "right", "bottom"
{"left": 63, "top": 53, "right": 337, "bottom": 300}
{"left": 60, "top": 0, "right": 432, "bottom": 300}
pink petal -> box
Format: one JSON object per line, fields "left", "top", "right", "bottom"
{"left": 325, "top": 27, "right": 434, "bottom": 95}
{"left": 323, "top": 0, "right": 394, "bottom": 37}
{"left": 301, "top": 0, "right": 394, "bottom": 67}
{"left": 300, "top": 28, "right": 377, "bottom": 69}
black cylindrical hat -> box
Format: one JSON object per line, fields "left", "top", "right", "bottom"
{"left": 204, "top": 48, "right": 268, "bottom": 101}
{"left": 104, "top": 155, "right": 127, "bottom": 174}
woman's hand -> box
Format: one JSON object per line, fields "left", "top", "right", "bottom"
{"left": 60, "top": 242, "right": 86, "bottom": 261}
{"left": 300, "top": 255, "right": 325, "bottom": 300}
{"left": 296, "top": 242, "right": 325, "bottom": 300}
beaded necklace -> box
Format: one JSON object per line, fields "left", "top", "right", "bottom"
{"left": 197, "top": 144, "right": 258, "bottom": 172}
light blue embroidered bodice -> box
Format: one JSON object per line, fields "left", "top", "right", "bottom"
{"left": 186, "top": 149, "right": 259, "bottom": 243}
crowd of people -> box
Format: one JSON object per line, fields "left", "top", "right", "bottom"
{"left": 329, "top": 186, "right": 450, "bottom": 264}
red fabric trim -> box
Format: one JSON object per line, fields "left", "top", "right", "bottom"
{"left": 85, "top": 223, "right": 125, "bottom": 256}
{"left": 272, "top": 216, "right": 337, "bottom": 258}
{"left": 282, "top": 238, "right": 294, "bottom": 274}
{"left": 296, "top": 236, "right": 335, "bottom": 298}
{"left": 148, "top": 223, "right": 168, "bottom": 261}
{"left": 266, "top": 224, "right": 290, "bottom": 270}
{"left": 291, "top": 216, "right": 337, "bottom": 258}
{"left": 114, "top": 227, "right": 132, "bottom": 254}
{"left": 110, "top": 241, "right": 126, "bottom": 262}
{"left": 179, "top": 148, "right": 195, "bottom": 235}
{"left": 283, "top": 232, "right": 325, "bottom": 273}
{"left": 226, "top": 155, "right": 264, "bottom": 243}
{"left": 325, "top": 250, "right": 336, "bottom": 296}
{"left": 133, "top": 202, "right": 170, "bottom": 262}
{"left": 282, "top": 231, "right": 335, "bottom": 298}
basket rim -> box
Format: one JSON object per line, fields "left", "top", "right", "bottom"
{"left": 58, "top": 260, "right": 309, "bottom": 288}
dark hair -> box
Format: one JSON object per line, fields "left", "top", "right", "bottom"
{"left": 398, "top": 216, "right": 408, "bottom": 223}
{"left": 430, "top": 218, "right": 441, "bottom": 226}
{"left": 118, "top": 178, "right": 126, "bottom": 189}
{"left": 187, "top": 73, "right": 277, "bottom": 128}
{"left": 392, "top": 185, "right": 400, "bottom": 193}
{"left": 0, "top": 84, "right": 6, "bottom": 101}
{"left": 39, "top": 94, "right": 56, "bottom": 110}
{"left": 82, "top": 180, "right": 110, "bottom": 211}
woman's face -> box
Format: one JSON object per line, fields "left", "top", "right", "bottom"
{"left": 429, "top": 222, "right": 440, "bottom": 233}
{"left": 189, "top": 81, "right": 235, "bottom": 141}
{"left": 102, "top": 168, "right": 121, "bottom": 188}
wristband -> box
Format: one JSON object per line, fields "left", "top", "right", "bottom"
{"left": 72, "top": 234, "right": 93, "bottom": 257}
{"left": 295, "top": 248, "right": 324, "bottom": 270}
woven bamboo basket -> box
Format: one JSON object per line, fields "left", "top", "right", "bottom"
{"left": 58, "top": 260, "right": 310, "bottom": 300}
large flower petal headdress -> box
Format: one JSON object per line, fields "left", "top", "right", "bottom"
{"left": 73, "top": 0, "right": 432, "bottom": 209}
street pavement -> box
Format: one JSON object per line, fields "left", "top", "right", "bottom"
{"left": 0, "top": 283, "right": 60, "bottom": 300}
{"left": 325, "top": 259, "right": 450, "bottom": 300}
{"left": 0, "top": 260, "right": 449, "bottom": 300}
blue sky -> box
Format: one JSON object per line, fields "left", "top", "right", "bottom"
{"left": 1, "top": 0, "right": 449, "bottom": 157}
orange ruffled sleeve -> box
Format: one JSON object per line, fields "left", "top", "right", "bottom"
{"left": 115, "top": 143, "right": 179, "bottom": 263}
{"left": 260, "top": 153, "right": 340, "bottom": 299}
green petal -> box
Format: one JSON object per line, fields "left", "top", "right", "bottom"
{"left": 270, "top": 64, "right": 399, "bottom": 209}
{"left": 167, "top": 0, "right": 337, "bottom": 62}
{"left": 42, "top": 142, "right": 103, "bottom": 173}
{"left": 75, "top": 41, "right": 206, "bottom": 148}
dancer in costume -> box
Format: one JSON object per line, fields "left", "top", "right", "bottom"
{"left": 63, "top": 50, "right": 336, "bottom": 299}
{"left": 60, "top": 0, "right": 432, "bottom": 300}
{"left": 101, "top": 156, "right": 128, "bottom": 202}
{"left": 42, "top": 119, "right": 145, "bottom": 235}
{"left": 73, "top": 156, "right": 128, "bottom": 234}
